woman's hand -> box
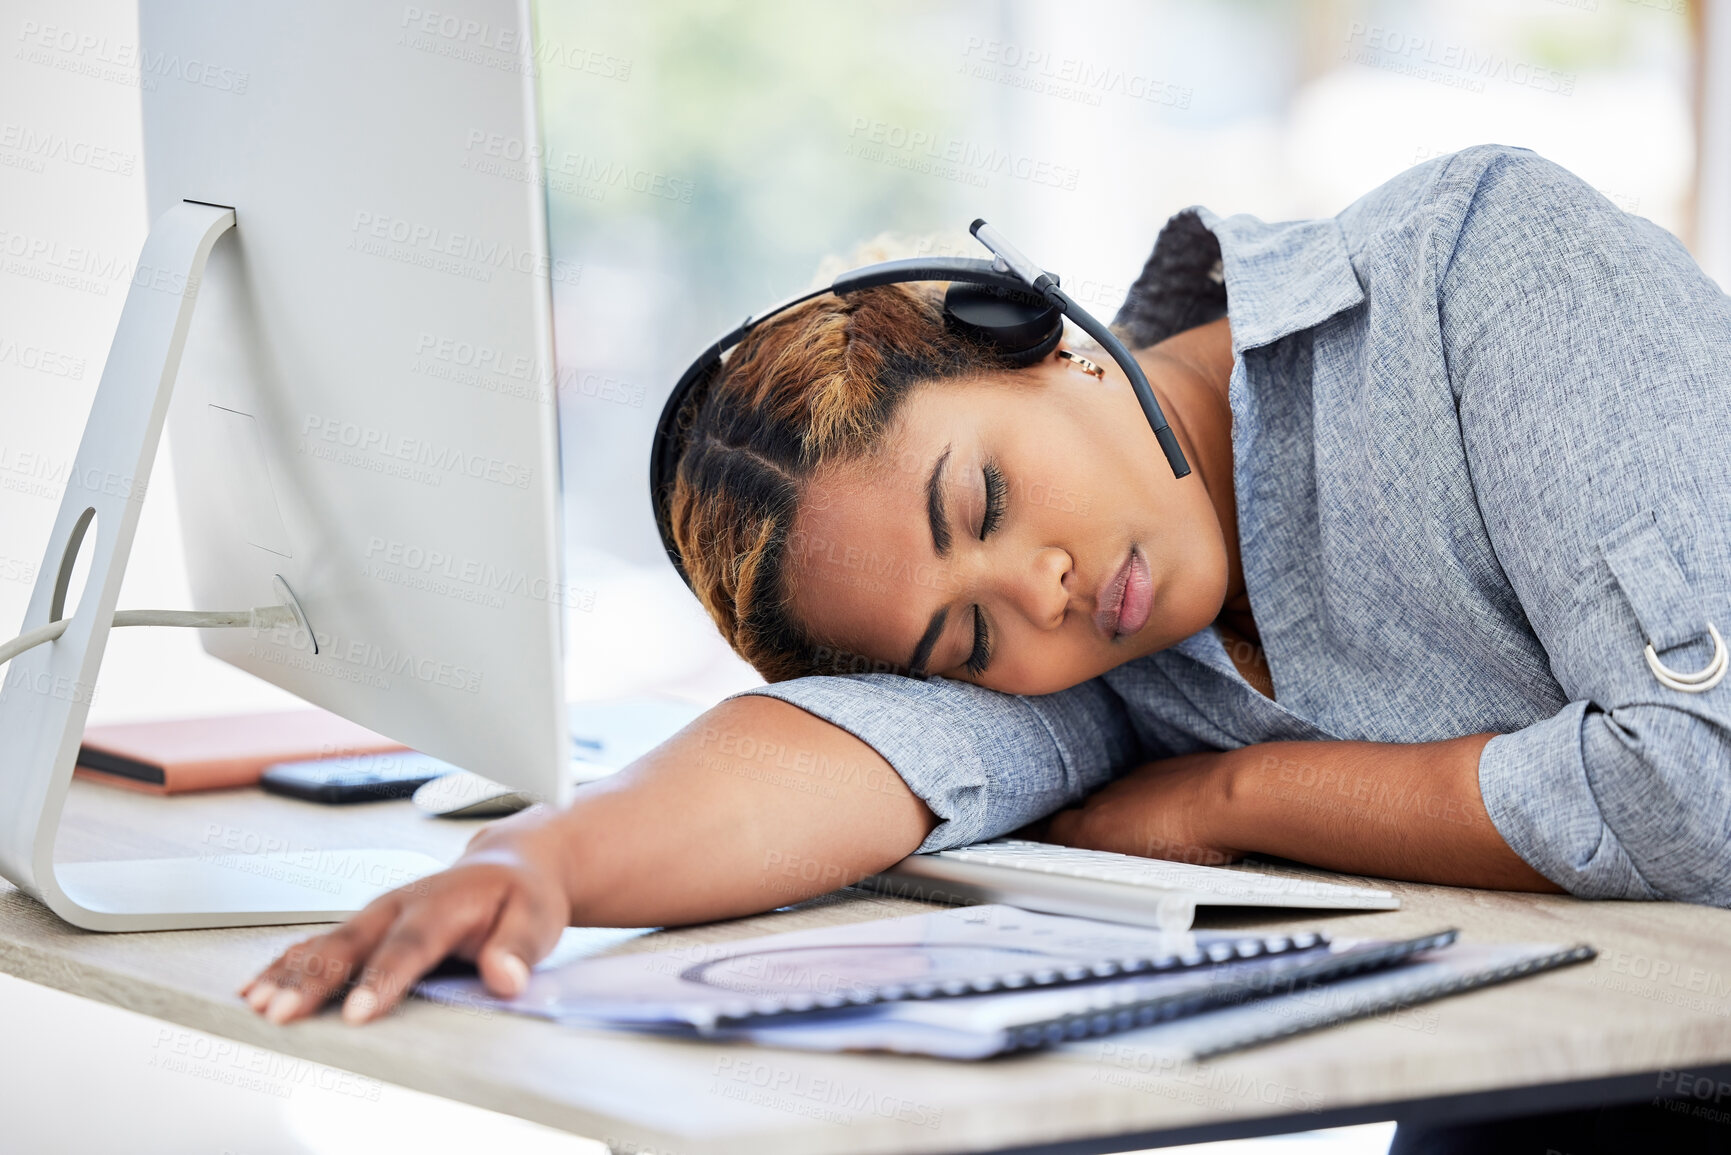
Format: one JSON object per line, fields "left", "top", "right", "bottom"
{"left": 236, "top": 695, "right": 936, "bottom": 1026}
{"left": 238, "top": 806, "right": 576, "bottom": 1026}
{"left": 1034, "top": 751, "right": 1245, "bottom": 866}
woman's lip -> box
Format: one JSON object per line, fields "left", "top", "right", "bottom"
{"left": 1118, "top": 548, "right": 1153, "bottom": 636}
{"left": 1096, "top": 547, "right": 1151, "bottom": 639}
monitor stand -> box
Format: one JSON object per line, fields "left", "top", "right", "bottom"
{"left": 0, "top": 201, "right": 444, "bottom": 931}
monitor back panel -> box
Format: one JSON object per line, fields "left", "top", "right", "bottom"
{"left": 139, "top": 0, "right": 569, "bottom": 801}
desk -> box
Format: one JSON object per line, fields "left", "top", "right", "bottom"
{"left": 3, "top": 780, "right": 1730, "bottom": 1155}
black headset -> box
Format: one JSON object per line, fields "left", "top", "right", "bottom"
{"left": 650, "top": 219, "right": 1191, "bottom": 587}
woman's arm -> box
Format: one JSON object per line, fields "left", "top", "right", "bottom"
{"left": 1042, "top": 734, "right": 1563, "bottom": 891}
{"left": 241, "top": 694, "right": 936, "bottom": 1025}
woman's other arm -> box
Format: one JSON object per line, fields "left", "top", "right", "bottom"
{"left": 241, "top": 695, "right": 935, "bottom": 1025}
{"left": 1057, "top": 149, "right": 1731, "bottom": 901}
{"left": 1042, "top": 735, "right": 1563, "bottom": 891}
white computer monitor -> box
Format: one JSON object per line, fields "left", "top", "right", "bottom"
{"left": 0, "top": 0, "right": 572, "bottom": 930}
{"left": 142, "top": 0, "right": 569, "bottom": 799}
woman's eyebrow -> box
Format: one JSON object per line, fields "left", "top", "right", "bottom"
{"left": 925, "top": 443, "right": 953, "bottom": 558}
{"left": 910, "top": 442, "right": 958, "bottom": 672}
{"left": 908, "top": 606, "right": 949, "bottom": 675}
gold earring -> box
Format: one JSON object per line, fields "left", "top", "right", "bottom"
{"left": 1057, "top": 349, "right": 1105, "bottom": 379}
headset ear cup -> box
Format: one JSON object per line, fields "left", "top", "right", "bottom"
{"left": 998, "top": 321, "right": 1063, "bottom": 368}
{"left": 942, "top": 281, "right": 1063, "bottom": 367}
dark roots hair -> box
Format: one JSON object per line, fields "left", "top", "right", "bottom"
{"left": 667, "top": 281, "right": 1015, "bottom": 682}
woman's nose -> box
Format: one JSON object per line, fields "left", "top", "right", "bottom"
{"left": 1006, "top": 547, "right": 1072, "bottom": 631}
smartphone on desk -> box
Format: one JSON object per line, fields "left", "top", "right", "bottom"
{"left": 260, "top": 751, "right": 455, "bottom": 804}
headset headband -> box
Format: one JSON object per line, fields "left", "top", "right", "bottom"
{"left": 650, "top": 220, "right": 1191, "bottom": 588}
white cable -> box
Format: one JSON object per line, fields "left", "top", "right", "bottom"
{"left": 0, "top": 605, "right": 297, "bottom": 667}
{"left": 0, "top": 622, "right": 69, "bottom": 668}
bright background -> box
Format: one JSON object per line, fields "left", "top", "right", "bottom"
{"left": 2, "top": 0, "right": 1718, "bottom": 726}
{"left": 0, "top": 0, "right": 1726, "bottom": 1152}
{"left": 539, "top": 0, "right": 1719, "bottom": 708}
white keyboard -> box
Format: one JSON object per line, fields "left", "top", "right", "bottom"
{"left": 858, "top": 839, "right": 1400, "bottom": 931}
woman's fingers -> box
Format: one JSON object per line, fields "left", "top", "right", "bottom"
{"left": 239, "top": 817, "right": 579, "bottom": 1027}
{"left": 241, "top": 895, "right": 406, "bottom": 1023}
{"left": 475, "top": 889, "right": 561, "bottom": 999}
{"left": 339, "top": 876, "right": 510, "bottom": 1024}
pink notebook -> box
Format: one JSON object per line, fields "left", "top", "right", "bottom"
{"left": 76, "top": 709, "right": 407, "bottom": 794}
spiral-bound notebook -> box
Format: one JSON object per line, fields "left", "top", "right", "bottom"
{"left": 718, "top": 930, "right": 1466, "bottom": 1059}
{"left": 1056, "top": 940, "right": 1598, "bottom": 1061}
{"left": 416, "top": 904, "right": 1332, "bottom": 1031}
{"left": 729, "top": 935, "right": 1595, "bottom": 1059}
{"left": 419, "top": 906, "right": 1594, "bottom": 1060}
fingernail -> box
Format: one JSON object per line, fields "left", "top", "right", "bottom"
{"left": 246, "top": 983, "right": 277, "bottom": 1013}
{"left": 342, "top": 987, "right": 379, "bottom": 1025}
{"left": 500, "top": 953, "right": 530, "bottom": 995}
{"left": 264, "top": 988, "right": 302, "bottom": 1025}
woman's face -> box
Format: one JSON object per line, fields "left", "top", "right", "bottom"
{"left": 786, "top": 345, "right": 1232, "bottom": 695}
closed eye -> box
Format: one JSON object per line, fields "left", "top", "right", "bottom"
{"left": 964, "top": 460, "right": 1006, "bottom": 677}
{"left": 966, "top": 605, "right": 991, "bottom": 676}
{"left": 980, "top": 461, "right": 1006, "bottom": 538}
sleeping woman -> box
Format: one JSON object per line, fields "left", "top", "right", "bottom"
{"left": 242, "top": 143, "right": 1731, "bottom": 1029}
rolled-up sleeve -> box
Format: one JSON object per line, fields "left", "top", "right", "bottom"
{"left": 1439, "top": 147, "right": 1731, "bottom": 902}
{"left": 734, "top": 674, "right": 1146, "bottom": 852}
